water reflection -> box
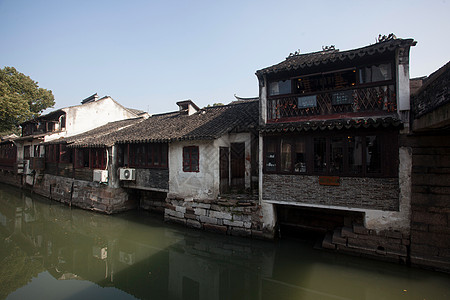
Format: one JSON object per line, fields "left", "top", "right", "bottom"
{"left": 1, "top": 183, "right": 449, "bottom": 300}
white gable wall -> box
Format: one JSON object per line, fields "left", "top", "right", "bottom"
{"left": 44, "top": 97, "right": 136, "bottom": 142}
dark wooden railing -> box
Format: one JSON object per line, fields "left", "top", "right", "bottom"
{"left": 267, "top": 85, "right": 396, "bottom": 121}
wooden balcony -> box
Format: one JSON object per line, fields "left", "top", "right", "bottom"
{"left": 267, "top": 85, "right": 396, "bottom": 122}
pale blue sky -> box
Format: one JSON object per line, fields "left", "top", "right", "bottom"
{"left": 1, "top": 0, "right": 449, "bottom": 115}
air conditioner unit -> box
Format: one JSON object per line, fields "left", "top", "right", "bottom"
{"left": 93, "top": 246, "right": 108, "bottom": 260}
{"left": 93, "top": 169, "right": 108, "bottom": 183}
{"left": 119, "top": 168, "right": 136, "bottom": 181}
{"left": 119, "top": 251, "right": 135, "bottom": 265}
{"left": 16, "top": 161, "right": 25, "bottom": 174}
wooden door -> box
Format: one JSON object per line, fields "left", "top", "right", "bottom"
{"left": 230, "top": 142, "right": 245, "bottom": 190}
{"left": 219, "top": 147, "right": 229, "bottom": 193}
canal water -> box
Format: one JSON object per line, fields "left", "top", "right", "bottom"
{"left": 0, "top": 183, "right": 449, "bottom": 300}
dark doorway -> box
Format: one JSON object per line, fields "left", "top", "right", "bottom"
{"left": 230, "top": 142, "right": 245, "bottom": 191}
{"left": 219, "top": 147, "right": 229, "bottom": 194}
{"left": 276, "top": 205, "right": 364, "bottom": 240}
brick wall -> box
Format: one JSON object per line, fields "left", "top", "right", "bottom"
{"left": 409, "top": 133, "right": 450, "bottom": 272}
{"left": 263, "top": 174, "right": 399, "bottom": 211}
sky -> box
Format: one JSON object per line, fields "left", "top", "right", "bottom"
{"left": 1, "top": 0, "right": 449, "bottom": 115}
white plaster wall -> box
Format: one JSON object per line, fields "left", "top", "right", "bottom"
{"left": 364, "top": 146, "right": 412, "bottom": 233}
{"left": 44, "top": 97, "right": 136, "bottom": 142}
{"left": 259, "top": 76, "right": 267, "bottom": 125}
{"left": 16, "top": 142, "right": 25, "bottom": 160}
{"left": 168, "top": 133, "right": 253, "bottom": 200}
{"left": 168, "top": 140, "right": 219, "bottom": 200}
{"left": 258, "top": 133, "right": 264, "bottom": 204}
{"left": 396, "top": 48, "right": 412, "bottom": 129}
{"left": 66, "top": 97, "right": 137, "bottom": 136}
{"left": 17, "top": 140, "right": 35, "bottom": 159}
{"left": 396, "top": 53, "right": 411, "bottom": 112}
{"left": 187, "top": 103, "right": 198, "bottom": 116}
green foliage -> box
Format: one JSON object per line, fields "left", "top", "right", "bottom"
{"left": 206, "top": 102, "right": 224, "bottom": 107}
{"left": 0, "top": 67, "right": 55, "bottom": 133}
{"left": 0, "top": 231, "right": 44, "bottom": 299}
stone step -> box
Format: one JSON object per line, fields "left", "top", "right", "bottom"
{"left": 322, "top": 232, "right": 336, "bottom": 250}
{"left": 341, "top": 226, "right": 358, "bottom": 239}
{"left": 332, "top": 227, "right": 347, "bottom": 246}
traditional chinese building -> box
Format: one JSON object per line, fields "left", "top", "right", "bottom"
{"left": 8, "top": 93, "right": 145, "bottom": 186}
{"left": 256, "top": 36, "right": 417, "bottom": 262}
{"left": 34, "top": 99, "right": 264, "bottom": 237}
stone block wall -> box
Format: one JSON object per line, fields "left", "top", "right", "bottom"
{"left": 0, "top": 169, "right": 22, "bottom": 188}
{"left": 263, "top": 174, "right": 399, "bottom": 211}
{"left": 408, "top": 133, "right": 450, "bottom": 272}
{"left": 322, "top": 224, "right": 409, "bottom": 264}
{"left": 139, "top": 190, "right": 167, "bottom": 214}
{"left": 32, "top": 174, "right": 136, "bottom": 214}
{"left": 164, "top": 196, "right": 271, "bottom": 239}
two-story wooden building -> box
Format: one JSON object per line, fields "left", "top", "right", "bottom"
{"left": 256, "top": 36, "right": 417, "bottom": 262}
{"left": 10, "top": 93, "right": 145, "bottom": 186}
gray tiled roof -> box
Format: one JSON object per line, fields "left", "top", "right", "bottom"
{"left": 44, "top": 117, "right": 144, "bottom": 147}
{"left": 53, "top": 100, "right": 259, "bottom": 147}
{"left": 260, "top": 116, "right": 402, "bottom": 133}
{"left": 411, "top": 61, "right": 450, "bottom": 120}
{"left": 113, "top": 100, "right": 259, "bottom": 144}
{"left": 256, "top": 38, "right": 416, "bottom": 76}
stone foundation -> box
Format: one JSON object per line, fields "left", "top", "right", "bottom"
{"left": 139, "top": 190, "right": 167, "bottom": 214}
{"left": 32, "top": 174, "right": 136, "bottom": 214}
{"left": 322, "top": 224, "right": 409, "bottom": 264}
{"left": 0, "top": 169, "right": 22, "bottom": 188}
{"left": 164, "top": 196, "right": 272, "bottom": 239}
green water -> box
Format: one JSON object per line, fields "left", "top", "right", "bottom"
{"left": 0, "top": 183, "right": 449, "bottom": 300}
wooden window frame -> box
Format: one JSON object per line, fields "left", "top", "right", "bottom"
{"left": 183, "top": 146, "right": 199, "bottom": 173}
{"left": 266, "top": 60, "right": 397, "bottom": 122}
{"left": 267, "top": 61, "right": 395, "bottom": 100}
{"left": 74, "top": 148, "right": 106, "bottom": 169}
{"left": 128, "top": 142, "right": 168, "bottom": 169}
{"left": 45, "top": 144, "right": 59, "bottom": 163}
{"left": 90, "top": 148, "right": 106, "bottom": 170}
{"left": 24, "top": 145, "right": 31, "bottom": 159}
{"left": 263, "top": 130, "right": 398, "bottom": 178}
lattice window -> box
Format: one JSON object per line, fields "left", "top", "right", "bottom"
{"left": 267, "top": 85, "right": 395, "bottom": 121}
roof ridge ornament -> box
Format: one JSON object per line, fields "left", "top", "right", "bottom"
{"left": 377, "top": 33, "right": 397, "bottom": 43}
{"left": 321, "top": 45, "right": 337, "bottom": 52}
{"left": 287, "top": 49, "right": 301, "bottom": 58}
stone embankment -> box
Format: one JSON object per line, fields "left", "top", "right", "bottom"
{"left": 322, "top": 224, "right": 409, "bottom": 263}
{"left": 163, "top": 195, "right": 271, "bottom": 239}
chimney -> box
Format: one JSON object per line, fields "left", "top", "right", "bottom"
{"left": 176, "top": 100, "right": 200, "bottom": 116}
{"left": 81, "top": 93, "right": 99, "bottom": 104}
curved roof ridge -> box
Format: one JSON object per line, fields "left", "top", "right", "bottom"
{"left": 256, "top": 38, "right": 416, "bottom": 76}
